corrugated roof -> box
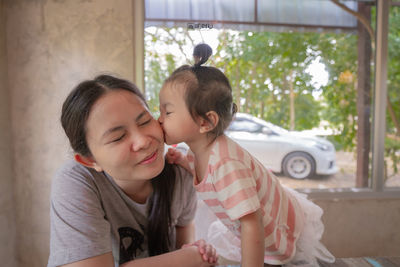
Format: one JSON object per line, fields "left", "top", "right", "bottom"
{"left": 145, "top": 0, "right": 364, "bottom": 33}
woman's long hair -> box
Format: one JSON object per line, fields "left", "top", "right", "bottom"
{"left": 148, "top": 162, "right": 176, "bottom": 255}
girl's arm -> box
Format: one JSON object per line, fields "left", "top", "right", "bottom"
{"left": 62, "top": 246, "right": 213, "bottom": 267}
{"left": 239, "top": 209, "right": 265, "bottom": 267}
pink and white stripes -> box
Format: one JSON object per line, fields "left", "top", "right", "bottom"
{"left": 188, "top": 135, "right": 304, "bottom": 264}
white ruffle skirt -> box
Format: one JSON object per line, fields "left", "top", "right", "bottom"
{"left": 194, "top": 188, "right": 335, "bottom": 266}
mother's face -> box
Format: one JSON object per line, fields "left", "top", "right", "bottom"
{"left": 78, "top": 89, "right": 165, "bottom": 183}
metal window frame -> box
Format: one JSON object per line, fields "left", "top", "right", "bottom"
{"left": 371, "top": 0, "right": 389, "bottom": 192}
{"left": 295, "top": 0, "right": 397, "bottom": 200}
{"left": 140, "top": 0, "right": 400, "bottom": 199}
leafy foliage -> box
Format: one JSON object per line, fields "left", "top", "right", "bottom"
{"left": 385, "top": 7, "right": 400, "bottom": 178}
{"left": 387, "top": 7, "right": 400, "bottom": 135}
{"left": 315, "top": 33, "right": 358, "bottom": 150}
{"left": 144, "top": 8, "right": 400, "bottom": 176}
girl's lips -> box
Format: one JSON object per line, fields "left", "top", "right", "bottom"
{"left": 139, "top": 151, "right": 158, "bottom": 165}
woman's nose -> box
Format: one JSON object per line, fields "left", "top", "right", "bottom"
{"left": 131, "top": 132, "right": 151, "bottom": 152}
{"left": 158, "top": 115, "right": 163, "bottom": 124}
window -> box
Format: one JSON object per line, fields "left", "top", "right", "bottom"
{"left": 228, "top": 119, "right": 262, "bottom": 133}
{"left": 384, "top": 4, "right": 400, "bottom": 189}
{"left": 144, "top": 0, "right": 399, "bottom": 195}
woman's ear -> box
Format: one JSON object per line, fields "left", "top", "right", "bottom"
{"left": 74, "top": 154, "right": 103, "bottom": 172}
{"left": 199, "top": 111, "right": 219, "bottom": 133}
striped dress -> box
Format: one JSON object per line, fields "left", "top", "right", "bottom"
{"left": 187, "top": 135, "right": 305, "bottom": 265}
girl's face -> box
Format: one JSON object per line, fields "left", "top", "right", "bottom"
{"left": 158, "top": 83, "right": 200, "bottom": 145}
{"left": 83, "top": 89, "right": 165, "bottom": 184}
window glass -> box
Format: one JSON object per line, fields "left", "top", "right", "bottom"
{"left": 384, "top": 6, "right": 400, "bottom": 188}
{"left": 227, "top": 119, "right": 262, "bottom": 133}
{"left": 143, "top": 1, "right": 399, "bottom": 190}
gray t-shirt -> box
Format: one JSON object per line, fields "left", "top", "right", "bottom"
{"left": 48, "top": 160, "right": 197, "bottom": 267}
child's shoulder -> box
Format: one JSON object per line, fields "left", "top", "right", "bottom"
{"left": 210, "top": 135, "right": 250, "bottom": 166}
{"left": 214, "top": 135, "right": 242, "bottom": 152}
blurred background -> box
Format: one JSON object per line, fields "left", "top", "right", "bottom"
{"left": 0, "top": 0, "right": 399, "bottom": 266}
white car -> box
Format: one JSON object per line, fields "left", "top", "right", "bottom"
{"left": 225, "top": 113, "right": 338, "bottom": 179}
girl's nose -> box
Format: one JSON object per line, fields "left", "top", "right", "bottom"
{"left": 158, "top": 115, "right": 163, "bottom": 124}
{"left": 131, "top": 132, "right": 151, "bottom": 152}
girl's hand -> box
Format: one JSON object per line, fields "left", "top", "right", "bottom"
{"left": 166, "top": 147, "right": 184, "bottom": 164}
{"left": 182, "top": 239, "right": 218, "bottom": 265}
{"left": 166, "top": 147, "right": 191, "bottom": 172}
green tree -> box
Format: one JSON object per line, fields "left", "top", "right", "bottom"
{"left": 385, "top": 7, "right": 400, "bottom": 177}
{"left": 144, "top": 10, "right": 400, "bottom": 177}
{"left": 215, "top": 31, "right": 321, "bottom": 130}
{"left": 144, "top": 27, "right": 190, "bottom": 115}
{"left": 315, "top": 33, "right": 358, "bottom": 149}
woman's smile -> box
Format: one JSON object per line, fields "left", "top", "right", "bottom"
{"left": 138, "top": 150, "right": 158, "bottom": 165}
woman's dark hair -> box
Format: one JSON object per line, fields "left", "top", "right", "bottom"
{"left": 164, "top": 44, "right": 237, "bottom": 140}
{"left": 61, "top": 74, "right": 175, "bottom": 256}
{"left": 148, "top": 162, "right": 176, "bottom": 256}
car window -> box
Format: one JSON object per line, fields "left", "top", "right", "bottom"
{"left": 264, "top": 122, "right": 288, "bottom": 135}
{"left": 228, "top": 119, "right": 262, "bottom": 132}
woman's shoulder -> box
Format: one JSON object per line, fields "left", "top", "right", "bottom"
{"left": 56, "top": 158, "right": 88, "bottom": 174}
{"left": 169, "top": 164, "right": 197, "bottom": 225}
{"left": 169, "top": 164, "right": 197, "bottom": 199}
{"left": 172, "top": 164, "right": 193, "bottom": 186}
{"left": 51, "top": 159, "right": 101, "bottom": 198}
{"left": 54, "top": 159, "right": 94, "bottom": 182}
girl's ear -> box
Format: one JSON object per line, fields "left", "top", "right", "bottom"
{"left": 74, "top": 154, "right": 103, "bottom": 172}
{"left": 199, "top": 111, "right": 219, "bottom": 133}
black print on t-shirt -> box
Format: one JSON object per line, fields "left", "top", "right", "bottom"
{"left": 118, "top": 226, "right": 144, "bottom": 264}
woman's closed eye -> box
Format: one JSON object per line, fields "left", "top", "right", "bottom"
{"left": 138, "top": 118, "right": 152, "bottom": 126}
{"left": 110, "top": 134, "right": 125, "bottom": 143}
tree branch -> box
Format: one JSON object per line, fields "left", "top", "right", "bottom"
{"left": 162, "top": 28, "right": 191, "bottom": 62}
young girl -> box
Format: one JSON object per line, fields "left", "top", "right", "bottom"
{"left": 158, "top": 44, "right": 335, "bottom": 267}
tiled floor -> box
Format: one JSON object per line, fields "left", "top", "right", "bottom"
{"left": 318, "top": 257, "right": 400, "bottom": 267}
{"left": 217, "top": 257, "right": 400, "bottom": 267}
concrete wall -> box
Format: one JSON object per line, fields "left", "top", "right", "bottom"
{"left": 316, "top": 197, "right": 400, "bottom": 258}
{"left": 0, "top": 0, "right": 399, "bottom": 266}
{"left": 3, "top": 0, "right": 134, "bottom": 266}
{"left": 0, "top": 0, "right": 16, "bottom": 266}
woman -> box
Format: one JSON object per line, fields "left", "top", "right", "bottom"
{"left": 48, "top": 75, "right": 217, "bottom": 267}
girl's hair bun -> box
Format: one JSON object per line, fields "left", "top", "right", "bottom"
{"left": 193, "top": 43, "right": 212, "bottom": 67}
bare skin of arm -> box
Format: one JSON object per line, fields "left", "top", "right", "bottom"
{"left": 176, "top": 221, "right": 195, "bottom": 249}
{"left": 62, "top": 222, "right": 217, "bottom": 267}
{"left": 62, "top": 246, "right": 213, "bottom": 267}
{"left": 177, "top": 221, "right": 218, "bottom": 264}
{"left": 239, "top": 209, "right": 265, "bottom": 267}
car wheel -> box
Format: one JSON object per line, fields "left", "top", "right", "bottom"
{"left": 282, "top": 152, "right": 315, "bottom": 179}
